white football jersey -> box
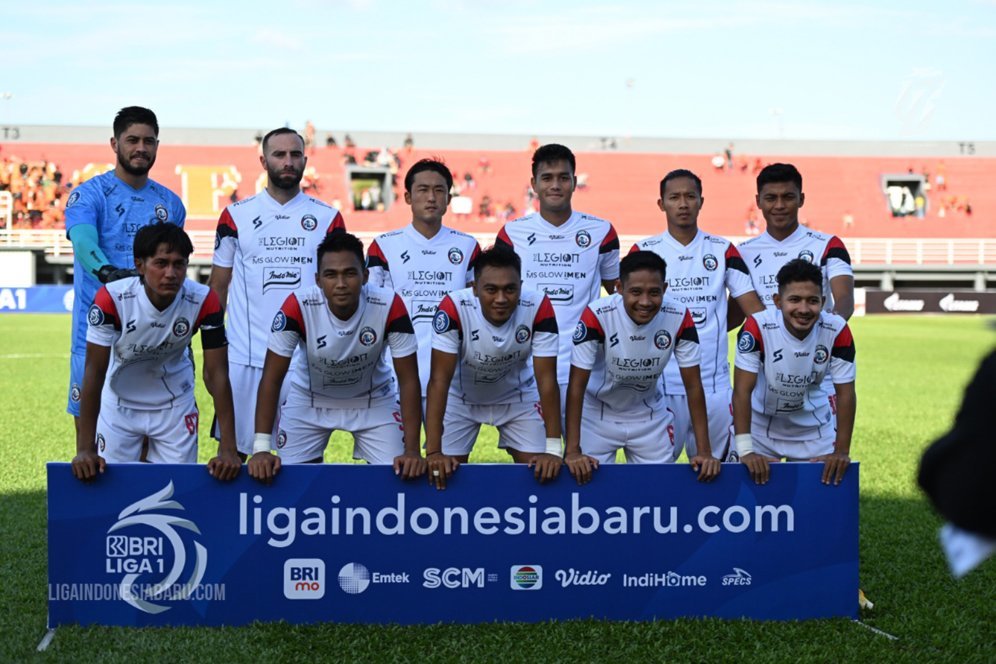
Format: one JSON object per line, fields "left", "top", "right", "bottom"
{"left": 367, "top": 224, "right": 481, "bottom": 395}
{"left": 737, "top": 225, "right": 852, "bottom": 311}
{"left": 495, "top": 211, "right": 620, "bottom": 382}
{"left": 431, "top": 287, "right": 559, "bottom": 405}
{"left": 268, "top": 284, "right": 417, "bottom": 408}
{"left": 213, "top": 189, "right": 345, "bottom": 368}
{"left": 734, "top": 308, "right": 856, "bottom": 441}
{"left": 572, "top": 293, "right": 700, "bottom": 417}
{"left": 87, "top": 277, "right": 226, "bottom": 410}
{"left": 632, "top": 230, "right": 755, "bottom": 395}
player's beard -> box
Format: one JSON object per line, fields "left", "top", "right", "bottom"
{"left": 267, "top": 164, "right": 304, "bottom": 191}
{"left": 116, "top": 148, "right": 155, "bottom": 177}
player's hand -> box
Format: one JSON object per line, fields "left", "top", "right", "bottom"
{"left": 247, "top": 452, "right": 281, "bottom": 485}
{"left": 812, "top": 451, "right": 851, "bottom": 486}
{"left": 427, "top": 453, "right": 459, "bottom": 490}
{"left": 97, "top": 265, "right": 139, "bottom": 284}
{"left": 564, "top": 452, "right": 598, "bottom": 485}
{"left": 393, "top": 451, "right": 426, "bottom": 480}
{"left": 690, "top": 455, "right": 721, "bottom": 482}
{"left": 207, "top": 450, "right": 242, "bottom": 482}
{"left": 71, "top": 450, "right": 105, "bottom": 482}
{"left": 529, "top": 453, "right": 563, "bottom": 484}
{"left": 740, "top": 452, "right": 772, "bottom": 485}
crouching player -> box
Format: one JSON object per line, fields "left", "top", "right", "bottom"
{"left": 564, "top": 251, "right": 720, "bottom": 484}
{"left": 424, "top": 246, "right": 563, "bottom": 489}
{"left": 248, "top": 232, "right": 425, "bottom": 482}
{"left": 71, "top": 222, "right": 240, "bottom": 481}
{"left": 733, "top": 259, "right": 856, "bottom": 485}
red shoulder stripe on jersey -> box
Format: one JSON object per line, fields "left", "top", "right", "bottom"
{"left": 677, "top": 309, "right": 700, "bottom": 344}
{"left": 468, "top": 243, "right": 482, "bottom": 269}
{"left": 494, "top": 227, "right": 513, "bottom": 250}
{"left": 598, "top": 225, "right": 620, "bottom": 254}
{"left": 533, "top": 295, "right": 559, "bottom": 335}
{"left": 574, "top": 306, "right": 605, "bottom": 344}
{"left": 724, "top": 243, "right": 750, "bottom": 274}
{"left": 93, "top": 287, "right": 121, "bottom": 330}
{"left": 386, "top": 294, "right": 415, "bottom": 335}
{"left": 279, "top": 294, "right": 306, "bottom": 340}
{"left": 821, "top": 236, "right": 852, "bottom": 265}
{"left": 628, "top": 242, "right": 640, "bottom": 255}
{"left": 831, "top": 323, "right": 855, "bottom": 362}
{"left": 366, "top": 240, "right": 389, "bottom": 270}
{"left": 194, "top": 289, "right": 224, "bottom": 330}
{"left": 216, "top": 208, "right": 238, "bottom": 239}
{"left": 435, "top": 295, "right": 462, "bottom": 336}
{"left": 326, "top": 211, "right": 346, "bottom": 235}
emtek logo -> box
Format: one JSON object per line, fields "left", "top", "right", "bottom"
{"left": 510, "top": 565, "right": 542, "bottom": 590}
{"left": 722, "top": 568, "right": 752, "bottom": 586}
{"left": 284, "top": 559, "right": 325, "bottom": 599}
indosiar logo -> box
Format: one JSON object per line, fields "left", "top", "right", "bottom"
{"left": 105, "top": 481, "right": 208, "bottom": 614}
{"left": 510, "top": 565, "right": 543, "bottom": 590}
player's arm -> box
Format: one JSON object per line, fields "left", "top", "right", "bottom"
{"left": 817, "top": 381, "right": 856, "bottom": 486}
{"left": 392, "top": 352, "right": 426, "bottom": 480}
{"left": 526, "top": 355, "right": 563, "bottom": 483}
{"left": 68, "top": 224, "right": 136, "bottom": 283}
{"left": 209, "top": 209, "right": 238, "bottom": 309}
{"left": 680, "top": 364, "right": 720, "bottom": 481}
{"left": 564, "top": 364, "right": 598, "bottom": 485}
{"left": 830, "top": 275, "right": 855, "bottom": 320}
{"left": 727, "top": 296, "right": 747, "bottom": 331}
{"left": 732, "top": 366, "right": 769, "bottom": 485}
{"left": 598, "top": 225, "right": 621, "bottom": 295}
{"left": 425, "top": 348, "right": 459, "bottom": 489}
{"left": 202, "top": 345, "right": 240, "bottom": 481}
{"left": 208, "top": 267, "right": 233, "bottom": 311}
{"left": 72, "top": 342, "right": 109, "bottom": 481}
{"left": 734, "top": 290, "right": 764, "bottom": 318}
{"left": 248, "top": 350, "right": 291, "bottom": 484}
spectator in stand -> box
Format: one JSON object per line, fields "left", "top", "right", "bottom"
{"left": 304, "top": 120, "right": 316, "bottom": 153}
{"left": 478, "top": 155, "right": 491, "bottom": 175}
{"left": 403, "top": 133, "right": 414, "bottom": 151}
{"left": 326, "top": 134, "right": 338, "bottom": 148}
{"left": 463, "top": 171, "right": 476, "bottom": 190}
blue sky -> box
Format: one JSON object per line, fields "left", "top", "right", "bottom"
{"left": 2, "top": 0, "right": 994, "bottom": 140}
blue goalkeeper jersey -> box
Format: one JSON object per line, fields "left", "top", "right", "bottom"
{"left": 64, "top": 170, "right": 186, "bottom": 352}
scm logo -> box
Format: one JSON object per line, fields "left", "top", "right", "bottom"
{"left": 423, "top": 567, "right": 485, "bottom": 589}
{"left": 284, "top": 559, "right": 325, "bottom": 599}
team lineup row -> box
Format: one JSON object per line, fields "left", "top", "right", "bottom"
{"left": 67, "top": 108, "right": 856, "bottom": 489}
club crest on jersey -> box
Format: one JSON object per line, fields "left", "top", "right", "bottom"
{"left": 798, "top": 249, "right": 815, "bottom": 263}
{"left": 87, "top": 304, "right": 105, "bottom": 327}
{"left": 738, "top": 330, "right": 757, "bottom": 352}
{"left": 71, "top": 384, "right": 81, "bottom": 403}
{"left": 272, "top": 310, "right": 287, "bottom": 332}
{"left": 573, "top": 320, "right": 587, "bottom": 343}
{"left": 154, "top": 204, "right": 169, "bottom": 221}
{"left": 97, "top": 433, "right": 105, "bottom": 452}
{"left": 433, "top": 310, "right": 450, "bottom": 333}
{"left": 703, "top": 254, "right": 718, "bottom": 271}
{"left": 814, "top": 345, "right": 829, "bottom": 364}
{"left": 359, "top": 326, "right": 378, "bottom": 346}
{"left": 301, "top": 214, "right": 318, "bottom": 231}
{"left": 514, "top": 324, "right": 531, "bottom": 344}
{"left": 448, "top": 247, "right": 464, "bottom": 265}
{"left": 172, "top": 318, "right": 190, "bottom": 337}
{"left": 654, "top": 329, "right": 672, "bottom": 350}
{"left": 214, "top": 234, "right": 221, "bottom": 250}
{"left": 276, "top": 430, "right": 287, "bottom": 449}
{"left": 67, "top": 190, "right": 81, "bottom": 208}
{"left": 575, "top": 230, "right": 592, "bottom": 248}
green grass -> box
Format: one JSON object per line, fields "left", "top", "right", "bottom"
{"left": 1, "top": 314, "right": 994, "bottom": 662}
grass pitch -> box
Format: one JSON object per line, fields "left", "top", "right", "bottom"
{"left": 1, "top": 314, "right": 994, "bottom": 662}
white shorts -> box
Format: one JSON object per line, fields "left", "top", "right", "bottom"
{"left": 580, "top": 402, "right": 675, "bottom": 464}
{"left": 668, "top": 391, "right": 734, "bottom": 461}
{"left": 746, "top": 430, "right": 834, "bottom": 461}
{"left": 220, "top": 363, "right": 291, "bottom": 456}
{"left": 96, "top": 397, "right": 198, "bottom": 464}
{"left": 275, "top": 400, "right": 403, "bottom": 464}
{"left": 441, "top": 400, "right": 546, "bottom": 457}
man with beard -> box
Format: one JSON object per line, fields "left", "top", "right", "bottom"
{"left": 65, "top": 106, "right": 186, "bottom": 430}
{"left": 209, "top": 127, "right": 346, "bottom": 458}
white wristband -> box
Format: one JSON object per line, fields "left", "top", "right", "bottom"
{"left": 252, "top": 433, "right": 272, "bottom": 455}
{"left": 734, "top": 433, "right": 754, "bottom": 456}
{"left": 545, "top": 437, "right": 562, "bottom": 457}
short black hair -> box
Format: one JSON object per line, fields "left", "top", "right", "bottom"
{"left": 133, "top": 223, "right": 193, "bottom": 261}
{"left": 776, "top": 258, "right": 822, "bottom": 292}
{"left": 620, "top": 250, "right": 667, "bottom": 284}
{"left": 475, "top": 245, "right": 521, "bottom": 277}
{"left": 531, "top": 143, "right": 576, "bottom": 177}
{"left": 113, "top": 106, "right": 159, "bottom": 140}
{"left": 317, "top": 231, "right": 365, "bottom": 268}
{"left": 757, "top": 163, "right": 803, "bottom": 194}
{"left": 660, "top": 169, "right": 702, "bottom": 198}
{"left": 404, "top": 158, "right": 453, "bottom": 193}
{"left": 262, "top": 127, "right": 305, "bottom": 153}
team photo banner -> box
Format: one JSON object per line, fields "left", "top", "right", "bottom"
{"left": 47, "top": 463, "right": 858, "bottom": 626}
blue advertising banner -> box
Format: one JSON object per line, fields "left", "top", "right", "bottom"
{"left": 47, "top": 463, "right": 858, "bottom": 627}
{"left": 0, "top": 286, "right": 72, "bottom": 313}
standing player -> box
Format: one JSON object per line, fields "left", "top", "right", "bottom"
{"left": 564, "top": 251, "right": 720, "bottom": 483}
{"left": 65, "top": 106, "right": 186, "bottom": 427}
{"left": 733, "top": 259, "right": 856, "bottom": 486}
{"left": 495, "top": 144, "right": 620, "bottom": 403}
{"left": 366, "top": 159, "right": 481, "bottom": 402}
{"left": 247, "top": 233, "right": 424, "bottom": 481}
{"left": 424, "top": 246, "right": 563, "bottom": 489}
{"left": 632, "top": 169, "right": 763, "bottom": 461}
{"left": 71, "top": 223, "right": 240, "bottom": 481}
{"left": 209, "top": 127, "right": 345, "bottom": 457}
